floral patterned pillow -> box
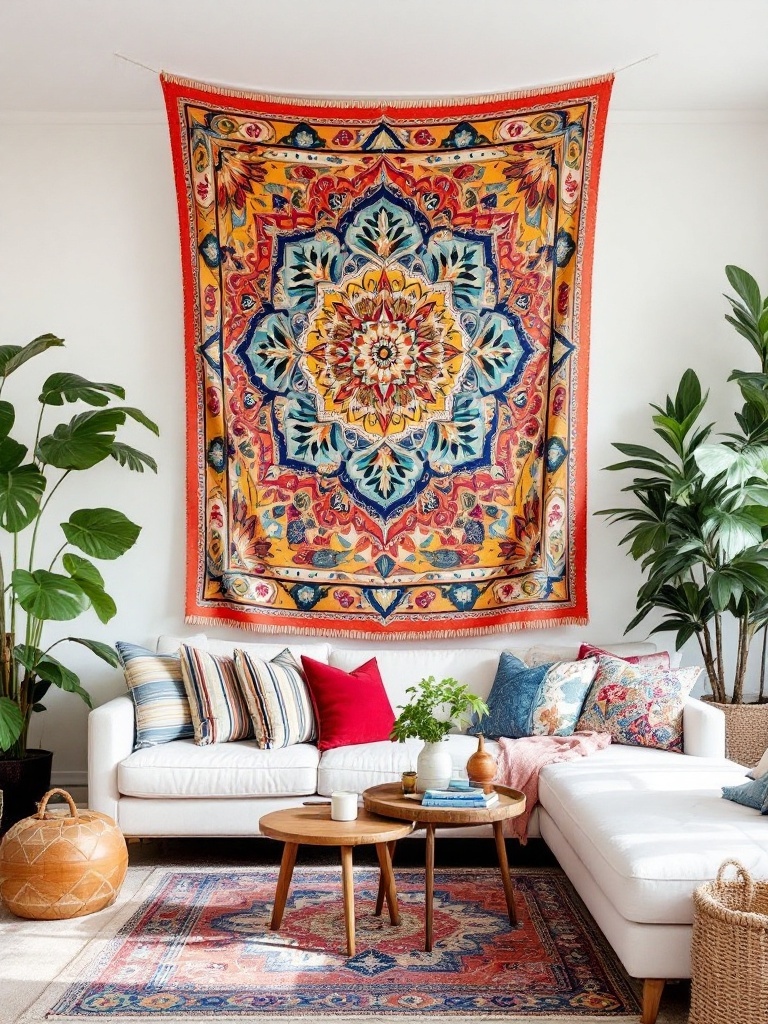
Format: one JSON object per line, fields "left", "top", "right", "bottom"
{"left": 469, "top": 653, "right": 599, "bottom": 739}
{"left": 577, "top": 644, "right": 671, "bottom": 671}
{"left": 576, "top": 656, "right": 701, "bottom": 752}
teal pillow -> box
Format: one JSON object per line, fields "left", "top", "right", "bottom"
{"left": 722, "top": 774, "right": 768, "bottom": 811}
{"left": 469, "top": 652, "right": 597, "bottom": 739}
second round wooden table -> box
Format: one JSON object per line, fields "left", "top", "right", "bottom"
{"left": 259, "top": 805, "right": 413, "bottom": 956}
{"left": 363, "top": 782, "right": 526, "bottom": 951}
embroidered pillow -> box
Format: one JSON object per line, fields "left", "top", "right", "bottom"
{"left": 722, "top": 774, "right": 768, "bottom": 812}
{"left": 117, "top": 642, "right": 193, "bottom": 750}
{"left": 576, "top": 655, "right": 700, "bottom": 752}
{"left": 179, "top": 645, "right": 253, "bottom": 746}
{"left": 468, "top": 653, "right": 598, "bottom": 739}
{"left": 234, "top": 648, "right": 316, "bottom": 749}
{"left": 578, "top": 644, "right": 670, "bottom": 671}
{"left": 300, "top": 655, "right": 395, "bottom": 751}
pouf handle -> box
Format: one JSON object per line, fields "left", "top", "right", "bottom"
{"left": 36, "top": 788, "right": 78, "bottom": 820}
{"left": 716, "top": 858, "right": 755, "bottom": 899}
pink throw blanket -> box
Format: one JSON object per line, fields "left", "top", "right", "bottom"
{"left": 496, "top": 732, "right": 612, "bottom": 842}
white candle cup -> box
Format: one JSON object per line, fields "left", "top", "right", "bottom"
{"left": 331, "top": 791, "right": 358, "bottom": 821}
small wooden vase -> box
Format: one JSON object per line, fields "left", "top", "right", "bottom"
{"left": 466, "top": 735, "right": 497, "bottom": 793}
{"left": 0, "top": 788, "right": 128, "bottom": 920}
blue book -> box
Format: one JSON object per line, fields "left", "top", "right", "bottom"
{"left": 422, "top": 798, "right": 488, "bottom": 808}
{"left": 423, "top": 788, "right": 485, "bottom": 801}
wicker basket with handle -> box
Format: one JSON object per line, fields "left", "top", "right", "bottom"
{"left": 690, "top": 858, "right": 768, "bottom": 1024}
{"left": 0, "top": 788, "right": 128, "bottom": 920}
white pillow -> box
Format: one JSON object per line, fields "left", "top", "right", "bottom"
{"left": 748, "top": 747, "right": 768, "bottom": 780}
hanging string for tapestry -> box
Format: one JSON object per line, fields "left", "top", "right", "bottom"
{"left": 162, "top": 74, "right": 613, "bottom": 638}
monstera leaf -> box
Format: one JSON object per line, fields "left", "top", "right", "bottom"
{"left": 0, "top": 334, "right": 64, "bottom": 378}
{"left": 0, "top": 401, "right": 15, "bottom": 440}
{"left": 62, "top": 553, "right": 117, "bottom": 623}
{"left": 0, "top": 463, "right": 46, "bottom": 532}
{"left": 0, "top": 697, "right": 24, "bottom": 751}
{"left": 62, "top": 508, "right": 140, "bottom": 560}
{"left": 14, "top": 645, "right": 92, "bottom": 706}
{"left": 37, "top": 409, "right": 125, "bottom": 470}
{"left": 12, "top": 569, "right": 90, "bottom": 621}
{"left": 39, "top": 373, "right": 125, "bottom": 407}
{"left": 64, "top": 637, "right": 120, "bottom": 667}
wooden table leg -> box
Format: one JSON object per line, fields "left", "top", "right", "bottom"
{"left": 375, "top": 840, "right": 397, "bottom": 917}
{"left": 493, "top": 819, "right": 518, "bottom": 926}
{"left": 375, "top": 842, "right": 401, "bottom": 925}
{"left": 270, "top": 841, "right": 299, "bottom": 930}
{"left": 340, "top": 844, "right": 356, "bottom": 957}
{"left": 425, "top": 822, "right": 435, "bottom": 952}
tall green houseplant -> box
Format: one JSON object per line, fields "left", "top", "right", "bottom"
{"left": 0, "top": 333, "right": 157, "bottom": 759}
{"left": 600, "top": 266, "right": 768, "bottom": 706}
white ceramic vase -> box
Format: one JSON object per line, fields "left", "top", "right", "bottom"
{"left": 416, "top": 740, "right": 453, "bottom": 792}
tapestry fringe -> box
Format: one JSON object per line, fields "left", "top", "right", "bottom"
{"left": 159, "top": 71, "right": 614, "bottom": 109}
{"left": 184, "top": 613, "right": 589, "bottom": 641}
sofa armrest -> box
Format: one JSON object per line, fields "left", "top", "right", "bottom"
{"left": 88, "top": 695, "right": 135, "bottom": 822}
{"left": 683, "top": 696, "right": 725, "bottom": 758}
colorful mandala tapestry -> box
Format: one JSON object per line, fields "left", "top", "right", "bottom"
{"left": 163, "top": 75, "right": 613, "bottom": 637}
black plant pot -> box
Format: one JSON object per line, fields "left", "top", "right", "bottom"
{"left": 0, "top": 749, "right": 53, "bottom": 836}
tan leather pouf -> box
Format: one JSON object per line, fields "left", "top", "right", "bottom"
{"left": 0, "top": 788, "right": 128, "bottom": 919}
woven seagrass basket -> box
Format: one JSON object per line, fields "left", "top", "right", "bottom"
{"left": 702, "top": 697, "right": 768, "bottom": 768}
{"left": 690, "top": 859, "right": 768, "bottom": 1024}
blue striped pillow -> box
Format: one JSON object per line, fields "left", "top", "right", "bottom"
{"left": 234, "top": 648, "right": 316, "bottom": 749}
{"left": 179, "top": 645, "right": 254, "bottom": 745}
{"left": 117, "top": 642, "right": 193, "bottom": 749}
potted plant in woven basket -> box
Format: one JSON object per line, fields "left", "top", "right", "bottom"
{"left": 0, "top": 333, "right": 157, "bottom": 832}
{"left": 600, "top": 266, "right": 768, "bottom": 767}
{"left": 390, "top": 676, "right": 489, "bottom": 791}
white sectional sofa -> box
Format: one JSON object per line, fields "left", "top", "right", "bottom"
{"left": 88, "top": 635, "right": 768, "bottom": 1024}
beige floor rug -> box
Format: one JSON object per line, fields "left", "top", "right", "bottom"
{"left": 1, "top": 863, "right": 690, "bottom": 1024}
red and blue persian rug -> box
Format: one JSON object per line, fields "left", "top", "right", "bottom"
{"left": 31, "top": 867, "right": 640, "bottom": 1020}
{"left": 163, "top": 75, "right": 612, "bottom": 638}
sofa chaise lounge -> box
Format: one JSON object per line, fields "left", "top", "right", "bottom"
{"left": 89, "top": 635, "right": 768, "bottom": 1023}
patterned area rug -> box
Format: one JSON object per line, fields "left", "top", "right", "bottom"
{"left": 21, "top": 867, "right": 640, "bottom": 1021}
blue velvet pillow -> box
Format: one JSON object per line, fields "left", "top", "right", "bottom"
{"left": 722, "top": 774, "right": 768, "bottom": 812}
{"left": 468, "top": 652, "right": 597, "bottom": 739}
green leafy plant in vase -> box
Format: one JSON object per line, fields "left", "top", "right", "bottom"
{"left": 0, "top": 333, "right": 157, "bottom": 830}
{"left": 390, "top": 676, "right": 489, "bottom": 792}
{"left": 600, "top": 265, "right": 768, "bottom": 766}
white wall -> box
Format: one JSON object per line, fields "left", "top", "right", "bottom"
{"left": 1, "top": 111, "right": 767, "bottom": 780}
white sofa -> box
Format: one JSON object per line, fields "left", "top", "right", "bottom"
{"left": 88, "top": 635, "right": 768, "bottom": 1024}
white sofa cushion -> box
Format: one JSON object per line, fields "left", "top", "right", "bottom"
{"left": 156, "top": 634, "right": 331, "bottom": 663}
{"left": 317, "top": 733, "right": 501, "bottom": 796}
{"left": 118, "top": 739, "right": 319, "bottom": 798}
{"left": 538, "top": 744, "right": 766, "bottom": 925}
{"left": 328, "top": 648, "right": 506, "bottom": 716}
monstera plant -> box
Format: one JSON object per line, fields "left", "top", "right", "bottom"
{"left": 600, "top": 267, "right": 768, "bottom": 727}
{"left": 0, "top": 333, "right": 157, "bottom": 780}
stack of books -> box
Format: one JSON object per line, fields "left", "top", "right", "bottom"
{"left": 421, "top": 784, "right": 499, "bottom": 809}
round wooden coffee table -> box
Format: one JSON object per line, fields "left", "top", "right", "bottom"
{"left": 363, "top": 782, "right": 526, "bottom": 951}
{"left": 259, "top": 805, "right": 413, "bottom": 956}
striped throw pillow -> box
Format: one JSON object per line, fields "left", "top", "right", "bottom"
{"left": 117, "top": 642, "right": 193, "bottom": 750}
{"left": 179, "top": 645, "right": 254, "bottom": 745}
{"left": 234, "top": 648, "right": 316, "bottom": 749}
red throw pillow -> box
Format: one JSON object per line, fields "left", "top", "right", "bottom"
{"left": 577, "top": 644, "right": 670, "bottom": 670}
{"left": 300, "top": 656, "right": 395, "bottom": 751}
